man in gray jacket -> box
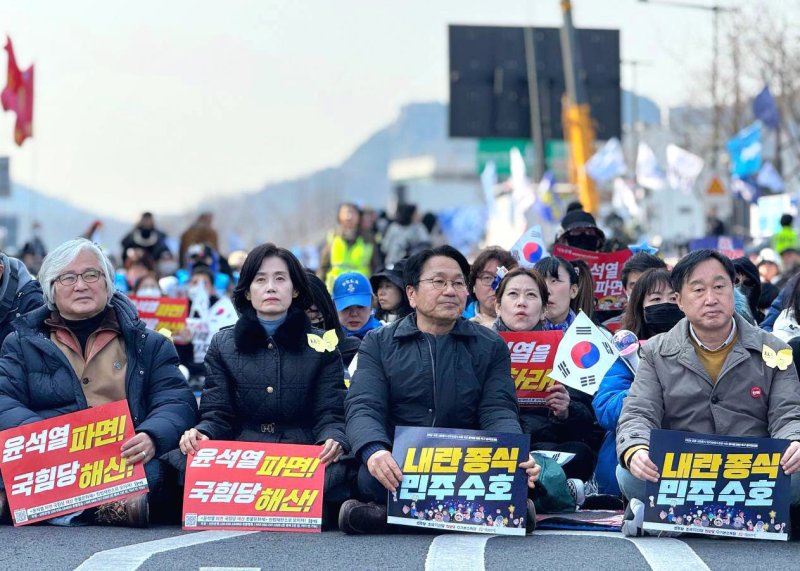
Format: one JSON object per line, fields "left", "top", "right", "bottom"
{"left": 616, "top": 249, "right": 800, "bottom": 536}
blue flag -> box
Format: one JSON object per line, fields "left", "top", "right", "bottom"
{"left": 753, "top": 86, "right": 780, "bottom": 130}
{"left": 726, "top": 121, "right": 763, "bottom": 177}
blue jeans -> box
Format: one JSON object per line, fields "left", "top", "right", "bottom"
{"left": 616, "top": 464, "right": 800, "bottom": 506}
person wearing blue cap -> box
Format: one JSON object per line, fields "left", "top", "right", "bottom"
{"left": 332, "top": 272, "right": 382, "bottom": 339}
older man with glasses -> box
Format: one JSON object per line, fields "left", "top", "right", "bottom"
{"left": 0, "top": 238, "right": 197, "bottom": 527}
{"left": 339, "top": 245, "right": 540, "bottom": 534}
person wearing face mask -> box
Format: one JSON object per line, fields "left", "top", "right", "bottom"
{"left": 120, "top": 212, "right": 171, "bottom": 264}
{"left": 132, "top": 273, "right": 163, "bottom": 298}
{"left": 491, "top": 268, "right": 598, "bottom": 486}
{"left": 593, "top": 269, "right": 683, "bottom": 496}
{"left": 332, "top": 272, "right": 381, "bottom": 340}
{"left": 554, "top": 210, "right": 606, "bottom": 253}
{"left": 175, "top": 244, "right": 352, "bottom": 528}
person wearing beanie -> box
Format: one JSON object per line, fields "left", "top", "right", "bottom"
{"left": 332, "top": 272, "right": 382, "bottom": 339}
{"left": 555, "top": 210, "right": 606, "bottom": 252}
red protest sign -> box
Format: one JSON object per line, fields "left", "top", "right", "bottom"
{"left": 0, "top": 400, "right": 148, "bottom": 526}
{"left": 552, "top": 245, "right": 632, "bottom": 311}
{"left": 183, "top": 441, "right": 325, "bottom": 532}
{"left": 129, "top": 296, "right": 189, "bottom": 333}
{"left": 500, "top": 330, "right": 563, "bottom": 408}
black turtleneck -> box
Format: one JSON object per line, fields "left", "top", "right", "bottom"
{"left": 63, "top": 308, "right": 108, "bottom": 354}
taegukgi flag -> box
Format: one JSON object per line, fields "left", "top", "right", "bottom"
{"left": 547, "top": 311, "right": 618, "bottom": 395}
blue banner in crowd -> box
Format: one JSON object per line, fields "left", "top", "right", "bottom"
{"left": 644, "top": 430, "right": 790, "bottom": 541}
{"left": 753, "top": 86, "right": 780, "bottom": 130}
{"left": 388, "top": 427, "right": 529, "bottom": 536}
{"left": 688, "top": 236, "right": 744, "bottom": 259}
{"left": 727, "top": 121, "right": 763, "bottom": 177}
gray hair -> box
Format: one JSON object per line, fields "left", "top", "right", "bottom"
{"left": 39, "top": 238, "right": 117, "bottom": 310}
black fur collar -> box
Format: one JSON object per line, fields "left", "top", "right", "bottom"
{"left": 233, "top": 307, "right": 310, "bottom": 354}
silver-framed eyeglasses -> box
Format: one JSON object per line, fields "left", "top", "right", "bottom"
{"left": 56, "top": 269, "right": 102, "bottom": 286}
{"left": 418, "top": 278, "right": 467, "bottom": 291}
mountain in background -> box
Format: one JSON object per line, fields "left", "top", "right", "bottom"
{"left": 0, "top": 183, "right": 130, "bottom": 259}
{"left": 10, "top": 89, "right": 661, "bottom": 257}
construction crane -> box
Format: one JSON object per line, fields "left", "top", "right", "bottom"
{"left": 559, "top": 0, "right": 599, "bottom": 215}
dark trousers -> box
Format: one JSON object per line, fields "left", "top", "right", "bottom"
{"left": 356, "top": 462, "right": 388, "bottom": 503}
{"left": 532, "top": 441, "right": 597, "bottom": 481}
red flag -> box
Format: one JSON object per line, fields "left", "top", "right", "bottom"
{"left": 1, "top": 37, "right": 34, "bottom": 146}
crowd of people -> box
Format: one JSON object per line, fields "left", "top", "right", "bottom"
{"left": 0, "top": 201, "right": 799, "bottom": 540}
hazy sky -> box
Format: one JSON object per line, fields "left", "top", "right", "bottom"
{"left": 0, "top": 0, "right": 749, "bottom": 220}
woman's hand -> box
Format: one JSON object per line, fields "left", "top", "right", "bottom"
{"left": 180, "top": 428, "right": 210, "bottom": 455}
{"left": 318, "top": 439, "right": 343, "bottom": 465}
{"left": 546, "top": 383, "right": 570, "bottom": 420}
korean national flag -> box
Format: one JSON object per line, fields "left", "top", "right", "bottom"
{"left": 547, "top": 311, "right": 619, "bottom": 396}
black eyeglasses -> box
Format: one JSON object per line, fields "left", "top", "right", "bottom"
{"left": 418, "top": 278, "right": 468, "bottom": 291}
{"left": 56, "top": 269, "right": 102, "bottom": 286}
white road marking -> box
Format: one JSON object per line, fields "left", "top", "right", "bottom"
{"left": 536, "top": 531, "right": 711, "bottom": 571}
{"left": 73, "top": 530, "right": 258, "bottom": 571}
{"left": 423, "top": 530, "right": 710, "bottom": 571}
{"left": 424, "top": 534, "right": 496, "bottom": 571}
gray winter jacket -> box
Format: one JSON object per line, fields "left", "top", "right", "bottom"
{"left": 616, "top": 314, "right": 800, "bottom": 461}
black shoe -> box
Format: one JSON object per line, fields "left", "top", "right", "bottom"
{"left": 581, "top": 494, "right": 625, "bottom": 511}
{"left": 525, "top": 498, "right": 537, "bottom": 534}
{"left": 338, "top": 499, "right": 388, "bottom": 535}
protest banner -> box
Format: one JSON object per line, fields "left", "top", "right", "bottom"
{"left": 547, "top": 311, "right": 618, "bottom": 396}
{"left": 185, "top": 297, "right": 238, "bottom": 364}
{"left": 183, "top": 441, "right": 325, "bottom": 532}
{"left": 688, "top": 236, "right": 745, "bottom": 259}
{"left": 499, "top": 330, "right": 562, "bottom": 407}
{"left": 388, "top": 427, "right": 529, "bottom": 536}
{"left": 0, "top": 400, "right": 148, "bottom": 526}
{"left": 129, "top": 296, "right": 189, "bottom": 334}
{"left": 644, "top": 430, "right": 790, "bottom": 540}
{"left": 552, "top": 245, "right": 631, "bottom": 311}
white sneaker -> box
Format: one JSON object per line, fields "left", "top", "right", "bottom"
{"left": 620, "top": 498, "right": 645, "bottom": 537}
{"left": 566, "top": 478, "right": 585, "bottom": 508}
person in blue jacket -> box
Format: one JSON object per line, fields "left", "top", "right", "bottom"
{"left": 593, "top": 269, "right": 684, "bottom": 495}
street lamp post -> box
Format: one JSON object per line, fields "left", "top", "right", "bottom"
{"left": 638, "top": 0, "right": 737, "bottom": 170}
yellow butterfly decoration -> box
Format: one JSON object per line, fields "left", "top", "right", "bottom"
{"left": 762, "top": 345, "right": 793, "bottom": 371}
{"left": 307, "top": 329, "right": 339, "bottom": 353}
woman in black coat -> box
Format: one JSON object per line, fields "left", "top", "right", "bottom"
{"left": 179, "top": 243, "right": 352, "bottom": 505}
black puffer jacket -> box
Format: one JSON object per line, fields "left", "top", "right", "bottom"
{"left": 195, "top": 307, "right": 349, "bottom": 450}
{"left": 0, "top": 293, "right": 197, "bottom": 456}
{"left": 345, "top": 314, "right": 521, "bottom": 458}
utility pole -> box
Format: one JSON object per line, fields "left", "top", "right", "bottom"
{"left": 524, "top": 26, "right": 546, "bottom": 181}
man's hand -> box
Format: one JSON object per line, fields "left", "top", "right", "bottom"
{"left": 629, "top": 448, "right": 659, "bottom": 483}
{"left": 121, "top": 432, "right": 157, "bottom": 464}
{"left": 545, "top": 384, "right": 570, "bottom": 419}
{"left": 519, "top": 455, "right": 540, "bottom": 489}
{"left": 781, "top": 441, "right": 800, "bottom": 475}
{"left": 179, "top": 428, "right": 210, "bottom": 455}
{"left": 367, "top": 450, "right": 403, "bottom": 493}
{"left": 318, "top": 439, "right": 343, "bottom": 465}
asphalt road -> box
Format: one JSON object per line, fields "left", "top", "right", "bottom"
{"left": 1, "top": 525, "right": 799, "bottom": 571}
